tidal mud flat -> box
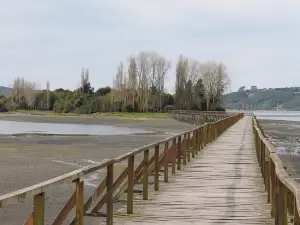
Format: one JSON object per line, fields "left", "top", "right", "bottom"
{"left": 0, "top": 114, "right": 195, "bottom": 225}
{"left": 258, "top": 119, "right": 300, "bottom": 180}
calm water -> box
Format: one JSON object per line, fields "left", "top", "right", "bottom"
{"left": 252, "top": 111, "right": 300, "bottom": 121}
{"left": 0, "top": 120, "right": 150, "bottom": 135}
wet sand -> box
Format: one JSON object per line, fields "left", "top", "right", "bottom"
{"left": 0, "top": 114, "right": 195, "bottom": 225}
{"left": 258, "top": 119, "right": 300, "bottom": 180}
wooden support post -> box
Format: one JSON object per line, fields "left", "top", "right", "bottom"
{"left": 106, "top": 163, "right": 113, "bottom": 225}
{"left": 75, "top": 179, "right": 84, "bottom": 225}
{"left": 199, "top": 128, "right": 202, "bottom": 150}
{"left": 275, "top": 177, "right": 279, "bottom": 224}
{"left": 209, "top": 124, "right": 211, "bottom": 143}
{"left": 127, "top": 155, "right": 134, "bottom": 214}
{"left": 191, "top": 132, "right": 195, "bottom": 158}
{"left": 172, "top": 138, "right": 176, "bottom": 174}
{"left": 268, "top": 159, "right": 272, "bottom": 204}
{"left": 187, "top": 133, "right": 191, "bottom": 162}
{"left": 278, "top": 182, "right": 288, "bottom": 225}
{"left": 195, "top": 130, "right": 199, "bottom": 155}
{"left": 164, "top": 141, "right": 169, "bottom": 182}
{"left": 214, "top": 125, "right": 216, "bottom": 140}
{"left": 177, "top": 136, "right": 182, "bottom": 170}
{"left": 143, "top": 149, "right": 149, "bottom": 200}
{"left": 265, "top": 160, "right": 270, "bottom": 202}
{"left": 207, "top": 125, "right": 210, "bottom": 143}
{"left": 271, "top": 161, "right": 276, "bottom": 217}
{"left": 154, "top": 145, "right": 160, "bottom": 191}
{"left": 294, "top": 199, "right": 300, "bottom": 225}
{"left": 33, "top": 192, "right": 45, "bottom": 225}
{"left": 204, "top": 126, "right": 207, "bottom": 146}
{"left": 202, "top": 126, "right": 205, "bottom": 147}
{"left": 183, "top": 134, "right": 187, "bottom": 165}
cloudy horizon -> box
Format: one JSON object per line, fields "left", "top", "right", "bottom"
{"left": 1, "top": 1, "right": 300, "bottom": 93}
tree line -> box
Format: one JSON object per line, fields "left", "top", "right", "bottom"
{"left": 0, "top": 51, "right": 230, "bottom": 113}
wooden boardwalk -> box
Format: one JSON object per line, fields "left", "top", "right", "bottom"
{"left": 113, "top": 116, "right": 274, "bottom": 225}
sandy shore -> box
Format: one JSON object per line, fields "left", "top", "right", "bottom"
{"left": 0, "top": 114, "right": 195, "bottom": 224}
{"left": 258, "top": 119, "right": 300, "bottom": 180}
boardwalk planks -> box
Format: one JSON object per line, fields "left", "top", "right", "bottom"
{"left": 112, "top": 117, "right": 274, "bottom": 225}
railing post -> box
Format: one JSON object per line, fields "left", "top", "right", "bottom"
{"left": 198, "top": 129, "right": 201, "bottom": 153}
{"left": 75, "top": 179, "right": 84, "bottom": 225}
{"left": 204, "top": 125, "right": 207, "bottom": 146}
{"left": 33, "top": 192, "right": 45, "bottom": 225}
{"left": 164, "top": 141, "right": 169, "bottom": 182}
{"left": 265, "top": 159, "right": 270, "bottom": 202}
{"left": 261, "top": 140, "right": 265, "bottom": 177}
{"left": 207, "top": 125, "right": 210, "bottom": 143}
{"left": 214, "top": 124, "right": 217, "bottom": 140}
{"left": 199, "top": 128, "right": 202, "bottom": 150}
{"left": 258, "top": 136, "right": 261, "bottom": 166}
{"left": 209, "top": 124, "right": 212, "bottom": 143}
{"left": 278, "top": 181, "right": 288, "bottom": 225}
{"left": 143, "top": 149, "right": 149, "bottom": 200}
{"left": 127, "top": 155, "right": 134, "bottom": 214}
{"left": 187, "top": 133, "right": 191, "bottom": 162}
{"left": 154, "top": 145, "right": 160, "bottom": 191}
{"left": 191, "top": 132, "right": 195, "bottom": 158}
{"left": 194, "top": 130, "right": 198, "bottom": 155}
{"left": 177, "top": 136, "right": 182, "bottom": 170}
{"left": 106, "top": 163, "right": 113, "bottom": 225}
{"left": 271, "top": 161, "right": 276, "bottom": 217}
{"left": 294, "top": 200, "right": 300, "bottom": 225}
{"left": 275, "top": 176, "right": 279, "bottom": 224}
{"left": 202, "top": 126, "right": 205, "bottom": 146}
{"left": 183, "top": 134, "right": 187, "bottom": 165}
{"left": 172, "top": 138, "right": 176, "bottom": 174}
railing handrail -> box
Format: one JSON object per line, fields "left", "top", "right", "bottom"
{"left": 0, "top": 114, "right": 235, "bottom": 206}
{"left": 0, "top": 111, "right": 243, "bottom": 225}
{"left": 253, "top": 117, "right": 300, "bottom": 221}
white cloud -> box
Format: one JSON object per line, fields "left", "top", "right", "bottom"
{"left": 0, "top": 0, "right": 300, "bottom": 91}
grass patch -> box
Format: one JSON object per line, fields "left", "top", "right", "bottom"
{"left": 10, "top": 133, "right": 91, "bottom": 137}
{"left": 7, "top": 110, "right": 171, "bottom": 119}
{"left": 97, "top": 112, "right": 170, "bottom": 119}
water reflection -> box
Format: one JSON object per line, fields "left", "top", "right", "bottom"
{"left": 0, "top": 120, "right": 150, "bottom": 135}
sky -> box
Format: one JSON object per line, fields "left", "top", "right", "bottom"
{"left": 1, "top": 0, "right": 300, "bottom": 93}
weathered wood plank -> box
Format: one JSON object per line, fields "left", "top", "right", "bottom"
{"left": 111, "top": 117, "right": 274, "bottom": 225}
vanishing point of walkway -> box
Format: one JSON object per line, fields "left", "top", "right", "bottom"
{"left": 114, "top": 116, "right": 274, "bottom": 224}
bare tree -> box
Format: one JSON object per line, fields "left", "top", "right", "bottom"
{"left": 24, "top": 81, "right": 36, "bottom": 109}
{"left": 46, "top": 81, "right": 50, "bottom": 110}
{"left": 128, "top": 57, "right": 137, "bottom": 110}
{"left": 135, "top": 52, "right": 151, "bottom": 112}
{"left": 11, "top": 77, "right": 36, "bottom": 110}
{"left": 157, "top": 56, "right": 171, "bottom": 111}
{"left": 202, "top": 61, "right": 230, "bottom": 110}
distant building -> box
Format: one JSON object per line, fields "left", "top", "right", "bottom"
{"left": 251, "top": 86, "right": 258, "bottom": 91}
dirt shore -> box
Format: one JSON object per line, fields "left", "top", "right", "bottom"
{"left": 0, "top": 114, "right": 195, "bottom": 225}
{"left": 258, "top": 119, "right": 300, "bottom": 180}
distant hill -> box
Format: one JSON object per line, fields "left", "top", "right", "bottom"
{"left": 0, "top": 86, "right": 12, "bottom": 95}
{"left": 223, "top": 87, "right": 300, "bottom": 110}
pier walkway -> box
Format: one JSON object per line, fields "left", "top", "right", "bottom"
{"left": 2, "top": 112, "right": 298, "bottom": 225}
{"left": 113, "top": 116, "right": 273, "bottom": 224}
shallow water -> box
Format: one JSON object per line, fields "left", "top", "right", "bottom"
{"left": 253, "top": 111, "right": 300, "bottom": 121}
{"left": 0, "top": 120, "right": 150, "bottom": 135}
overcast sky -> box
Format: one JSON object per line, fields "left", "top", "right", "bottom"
{"left": 1, "top": 1, "right": 300, "bottom": 93}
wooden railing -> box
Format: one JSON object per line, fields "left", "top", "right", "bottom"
{"left": 253, "top": 117, "right": 300, "bottom": 225}
{"left": 0, "top": 113, "right": 243, "bottom": 225}
{"left": 169, "top": 110, "right": 234, "bottom": 125}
